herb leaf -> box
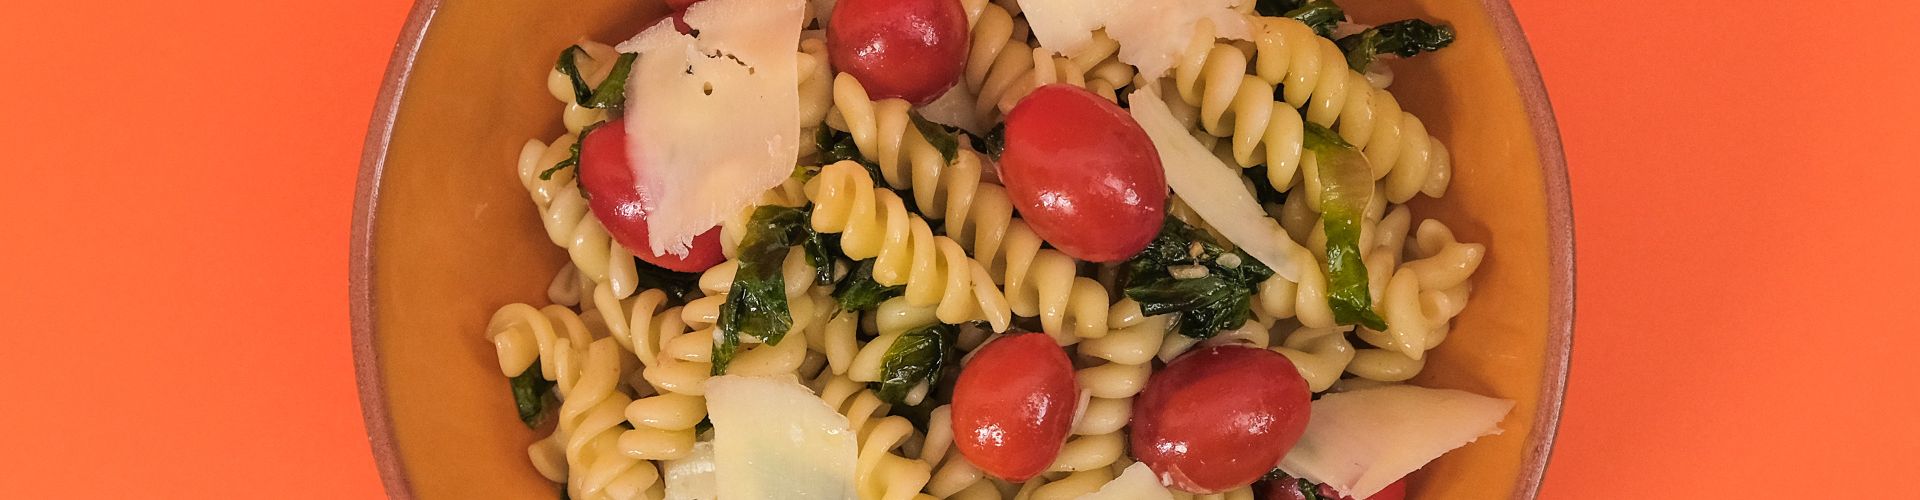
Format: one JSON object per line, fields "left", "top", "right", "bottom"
{"left": 634, "top": 258, "right": 701, "bottom": 302}
{"left": 1338, "top": 19, "right": 1455, "bottom": 72}
{"left": 714, "top": 206, "right": 812, "bottom": 374}
{"left": 509, "top": 361, "right": 556, "bottom": 428}
{"left": 540, "top": 120, "right": 607, "bottom": 181}
{"left": 817, "top": 127, "right": 886, "bottom": 182}
{"left": 1284, "top": 0, "right": 1345, "bottom": 38}
{"left": 979, "top": 122, "right": 1007, "bottom": 160}
{"left": 1303, "top": 123, "right": 1387, "bottom": 331}
{"left": 555, "top": 45, "right": 638, "bottom": 109}
{"left": 875, "top": 323, "right": 954, "bottom": 405}
{"left": 1122, "top": 218, "right": 1275, "bottom": 338}
{"left": 1253, "top": 0, "right": 1306, "bottom": 17}
{"left": 833, "top": 260, "right": 904, "bottom": 311}
{"left": 909, "top": 112, "right": 961, "bottom": 165}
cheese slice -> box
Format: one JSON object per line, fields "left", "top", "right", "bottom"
{"left": 1075, "top": 462, "right": 1175, "bottom": 500}
{"left": 1020, "top": 0, "right": 1250, "bottom": 80}
{"left": 661, "top": 440, "right": 716, "bottom": 500}
{"left": 705, "top": 375, "right": 858, "bottom": 499}
{"left": 617, "top": 0, "right": 805, "bottom": 256}
{"left": 1128, "top": 87, "right": 1304, "bottom": 281}
{"left": 1279, "top": 385, "right": 1514, "bottom": 499}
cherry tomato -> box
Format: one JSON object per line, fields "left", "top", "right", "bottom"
{"left": 950, "top": 332, "right": 1078, "bottom": 481}
{"left": 999, "top": 84, "right": 1166, "bottom": 262}
{"left": 827, "top": 0, "right": 968, "bottom": 105}
{"left": 1254, "top": 475, "right": 1406, "bottom": 500}
{"left": 577, "top": 119, "right": 727, "bottom": 272}
{"left": 1132, "top": 345, "right": 1312, "bottom": 493}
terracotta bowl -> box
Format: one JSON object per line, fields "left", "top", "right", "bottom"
{"left": 350, "top": 0, "right": 1573, "bottom": 498}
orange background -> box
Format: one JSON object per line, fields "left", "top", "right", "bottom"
{"left": 1, "top": 0, "right": 1916, "bottom": 498}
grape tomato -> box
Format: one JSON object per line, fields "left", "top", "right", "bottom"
{"left": 949, "top": 332, "right": 1078, "bottom": 481}
{"left": 577, "top": 119, "right": 727, "bottom": 272}
{"left": 999, "top": 84, "right": 1166, "bottom": 262}
{"left": 1131, "top": 345, "right": 1312, "bottom": 493}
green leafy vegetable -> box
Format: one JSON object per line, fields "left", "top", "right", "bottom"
{"left": 909, "top": 112, "right": 961, "bottom": 165}
{"left": 1253, "top": 0, "right": 1307, "bottom": 17}
{"left": 714, "top": 206, "right": 812, "bottom": 374}
{"left": 1245, "top": 165, "right": 1290, "bottom": 207}
{"left": 874, "top": 323, "right": 955, "bottom": 404}
{"left": 633, "top": 257, "right": 701, "bottom": 302}
{"left": 979, "top": 123, "right": 1007, "bottom": 160}
{"left": 1122, "top": 218, "right": 1275, "bottom": 338}
{"left": 510, "top": 361, "right": 556, "bottom": 428}
{"left": 1303, "top": 123, "right": 1387, "bottom": 331}
{"left": 1284, "top": 0, "right": 1345, "bottom": 38}
{"left": 1338, "top": 19, "right": 1455, "bottom": 72}
{"left": 555, "top": 45, "right": 639, "bottom": 109}
{"left": 816, "top": 127, "right": 886, "bottom": 182}
{"left": 833, "top": 260, "right": 904, "bottom": 311}
{"left": 539, "top": 120, "right": 608, "bottom": 181}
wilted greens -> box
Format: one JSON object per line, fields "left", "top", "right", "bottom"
{"left": 510, "top": 361, "right": 556, "bottom": 428}
{"left": 874, "top": 323, "right": 955, "bottom": 404}
{"left": 1122, "top": 217, "right": 1276, "bottom": 338}
{"left": 1303, "top": 123, "right": 1387, "bottom": 331}
{"left": 713, "top": 206, "right": 813, "bottom": 374}
{"left": 1338, "top": 20, "right": 1455, "bottom": 72}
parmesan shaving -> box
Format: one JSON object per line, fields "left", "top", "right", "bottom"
{"left": 1021, "top": 0, "right": 1251, "bottom": 79}
{"left": 1279, "top": 385, "right": 1514, "bottom": 499}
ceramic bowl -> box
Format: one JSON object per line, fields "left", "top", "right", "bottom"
{"left": 351, "top": 0, "right": 1573, "bottom": 498}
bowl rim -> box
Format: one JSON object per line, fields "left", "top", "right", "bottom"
{"left": 347, "top": 0, "right": 1574, "bottom": 498}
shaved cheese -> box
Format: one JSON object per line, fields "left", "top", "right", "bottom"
{"left": 705, "top": 375, "right": 858, "bottom": 499}
{"left": 617, "top": 0, "right": 806, "bottom": 256}
{"left": 1021, "top": 0, "right": 1250, "bottom": 79}
{"left": 1280, "top": 386, "right": 1515, "bottom": 499}
{"left": 661, "top": 441, "right": 716, "bottom": 500}
{"left": 1075, "top": 462, "right": 1175, "bottom": 500}
{"left": 918, "top": 84, "right": 987, "bottom": 135}
{"left": 1128, "top": 87, "right": 1304, "bottom": 281}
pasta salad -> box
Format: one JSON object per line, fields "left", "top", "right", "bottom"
{"left": 489, "top": 0, "right": 1510, "bottom": 498}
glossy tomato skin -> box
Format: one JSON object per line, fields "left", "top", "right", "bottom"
{"left": 950, "top": 331, "right": 1079, "bottom": 481}
{"left": 1132, "top": 345, "right": 1312, "bottom": 493}
{"left": 577, "top": 119, "right": 727, "bottom": 272}
{"left": 827, "top": 0, "right": 969, "bottom": 105}
{"left": 1000, "top": 84, "right": 1166, "bottom": 262}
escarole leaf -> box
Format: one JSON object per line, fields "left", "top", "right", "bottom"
{"left": 909, "top": 112, "right": 961, "bottom": 165}
{"left": 555, "top": 45, "right": 639, "bottom": 109}
{"left": 1303, "top": 123, "right": 1387, "bottom": 331}
{"left": 1122, "top": 217, "right": 1275, "bottom": 338}
{"left": 1337, "top": 20, "right": 1455, "bottom": 72}
{"left": 874, "top": 323, "right": 954, "bottom": 405}
{"left": 1284, "top": 1, "right": 1345, "bottom": 38}
{"left": 510, "top": 361, "right": 556, "bottom": 428}
{"left": 714, "top": 205, "right": 812, "bottom": 374}
{"left": 833, "top": 259, "right": 903, "bottom": 312}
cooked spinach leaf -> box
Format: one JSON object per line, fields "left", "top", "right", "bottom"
{"left": 909, "top": 112, "right": 961, "bottom": 165}
{"left": 1122, "top": 217, "right": 1274, "bottom": 338}
{"left": 539, "top": 120, "right": 608, "bottom": 182}
{"left": 874, "top": 323, "right": 954, "bottom": 405}
{"left": 1253, "top": 0, "right": 1307, "bottom": 17}
{"left": 979, "top": 122, "right": 1007, "bottom": 160}
{"left": 1303, "top": 123, "right": 1387, "bottom": 331}
{"left": 510, "top": 361, "right": 556, "bottom": 428}
{"left": 1285, "top": 0, "right": 1345, "bottom": 38}
{"left": 555, "top": 45, "right": 638, "bottom": 109}
{"left": 816, "top": 126, "right": 886, "bottom": 182}
{"left": 1338, "top": 19, "right": 1455, "bottom": 72}
{"left": 833, "top": 259, "right": 904, "bottom": 312}
{"left": 633, "top": 257, "right": 701, "bottom": 302}
{"left": 714, "top": 206, "right": 812, "bottom": 374}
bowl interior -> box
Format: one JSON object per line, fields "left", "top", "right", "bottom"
{"left": 353, "top": 0, "right": 1569, "bottom": 498}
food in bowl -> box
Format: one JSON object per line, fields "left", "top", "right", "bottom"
{"left": 485, "top": 0, "right": 1509, "bottom": 498}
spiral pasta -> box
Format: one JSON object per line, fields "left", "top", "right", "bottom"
{"left": 921, "top": 405, "right": 1004, "bottom": 499}
{"left": 486, "top": 304, "right": 665, "bottom": 500}
{"left": 1166, "top": 17, "right": 1453, "bottom": 203}
{"left": 828, "top": 77, "right": 1111, "bottom": 341}
{"left": 1039, "top": 300, "right": 1170, "bottom": 494}
{"left": 805, "top": 160, "right": 1014, "bottom": 331}
{"left": 815, "top": 373, "right": 938, "bottom": 500}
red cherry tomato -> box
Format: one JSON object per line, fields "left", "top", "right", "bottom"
{"left": 827, "top": 0, "right": 968, "bottom": 105}
{"left": 1254, "top": 476, "right": 1406, "bottom": 500}
{"left": 999, "top": 84, "right": 1166, "bottom": 262}
{"left": 577, "top": 119, "right": 727, "bottom": 272}
{"left": 1132, "top": 345, "right": 1312, "bottom": 493}
{"left": 950, "top": 332, "right": 1078, "bottom": 481}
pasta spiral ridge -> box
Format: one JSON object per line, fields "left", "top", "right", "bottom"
{"left": 957, "top": 0, "right": 1132, "bottom": 122}
{"left": 804, "top": 160, "right": 1015, "bottom": 331}
{"left": 486, "top": 304, "right": 664, "bottom": 500}
{"left": 518, "top": 137, "right": 642, "bottom": 300}
{"left": 920, "top": 405, "right": 1003, "bottom": 499}
{"left": 1170, "top": 16, "right": 1452, "bottom": 203}
{"left": 827, "top": 77, "right": 1110, "bottom": 341}
{"left": 815, "top": 374, "right": 939, "bottom": 500}
{"left": 1042, "top": 300, "right": 1169, "bottom": 490}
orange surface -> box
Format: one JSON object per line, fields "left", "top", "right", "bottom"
{"left": 0, "top": 0, "right": 1915, "bottom": 498}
